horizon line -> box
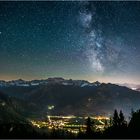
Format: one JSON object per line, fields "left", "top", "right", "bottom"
{"left": 0, "top": 77, "right": 139, "bottom": 85}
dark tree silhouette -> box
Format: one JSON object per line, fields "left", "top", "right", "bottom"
{"left": 86, "top": 117, "right": 92, "bottom": 133}
{"left": 85, "top": 117, "right": 94, "bottom": 138}
{"left": 128, "top": 109, "right": 140, "bottom": 138}
{"left": 103, "top": 109, "right": 128, "bottom": 138}
{"left": 119, "top": 110, "right": 127, "bottom": 127}
{"left": 112, "top": 109, "right": 119, "bottom": 127}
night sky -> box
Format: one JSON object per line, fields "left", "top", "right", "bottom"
{"left": 0, "top": 1, "right": 140, "bottom": 84}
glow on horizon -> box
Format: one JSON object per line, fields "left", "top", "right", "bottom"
{"left": 0, "top": 74, "right": 139, "bottom": 85}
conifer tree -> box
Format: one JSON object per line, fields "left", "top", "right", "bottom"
{"left": 112, "top": 109, "right": 119, "bottom": 127}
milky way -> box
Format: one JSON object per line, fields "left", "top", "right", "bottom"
{"left": 0, "top": 1, "right": 140, "bottom": 84}
{"left": 78, "top": 2, "right": 131, "bottom": 75}
{"left": 78, "top": 4, "right": 104, "bottom": 73}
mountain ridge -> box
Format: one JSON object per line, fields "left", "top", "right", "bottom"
{"left": 0, "top": 77, "right": 139, "bottom": 91}
{"left": 0, "top": 77, "right": 140, "bottom": 118}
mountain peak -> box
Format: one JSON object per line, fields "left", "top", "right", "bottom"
{"left": 93, "top": 81, "right": 101, "bottom": 86}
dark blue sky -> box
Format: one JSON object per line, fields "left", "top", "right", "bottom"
{"left": 0, "top": 1, "right": 140, "bottom": 84}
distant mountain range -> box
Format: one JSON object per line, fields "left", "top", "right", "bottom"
{"left": 0, "top": 77, "right": 100, "bottom": 88}
{"left": 0, "top": 77, "right": 140, "bottom": 120}
{"left": 0, "top": 78, "right": 139, "bottom": 91}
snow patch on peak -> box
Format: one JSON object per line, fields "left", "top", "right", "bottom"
{"left": 80, "top": 83, "right": 89, "bottom": 87}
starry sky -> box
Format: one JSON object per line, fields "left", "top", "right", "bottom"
{"left": 0, "top": 1, "right": 140, "bottom": 84}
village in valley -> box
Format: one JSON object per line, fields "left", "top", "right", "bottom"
{"left": 30, "top": 115, "right": 110, "bottom": 134}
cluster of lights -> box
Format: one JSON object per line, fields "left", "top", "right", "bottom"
{"left": 30, "top": 120, "right": 48, "bottom": 128}
{"left": 47, "top": 115, "right": 76, "bottom": 119}
{"left": 92, "top": 116, "right": 110, "bottom": 120}
{"left": 67, "top": 129, "right": 79, "bottom": 134}
{"left": 48, "top": 105, "right": 55, "bottom": 110}
{"left": 30, "top": 115, "right": 110, "bottom": 133}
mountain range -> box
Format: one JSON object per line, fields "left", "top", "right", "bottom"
{"left": 0, "top": 77, "right": 140, "bottom": 121}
